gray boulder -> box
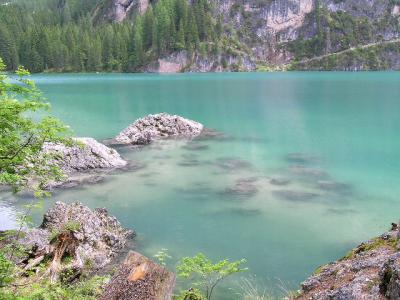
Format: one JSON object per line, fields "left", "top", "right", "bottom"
{"left": 114, "top": 113, "right": 204, "bottom": 145}
{"left": 43, "top": 137, "right": 127, "bottom": 173}
{"left": 19, "top": 202, "right": 133, "bottom": 281}
{"left": 42, "top": 137, "right": 127, "bottom": 188}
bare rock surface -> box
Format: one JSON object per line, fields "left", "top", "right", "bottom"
{"left": 101, "top": 251, "right": 176, "bottom": 300}
{"left": 43, "top": 137, "right": 127, "bottom": 173}
{"left": 296, "top": 226, "right": 400, "bottom": 300}
{"left": 114, "top": 113, "right": 204, "bottom": 145}
{"left": 42, "top": 137, "right": 127, "bottom": 188}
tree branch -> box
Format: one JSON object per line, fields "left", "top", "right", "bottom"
{"left": 0, "top": 134, "right": 34, "bottom": 160}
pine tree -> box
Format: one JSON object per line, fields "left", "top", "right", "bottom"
{"left": 129, "top": 17, "right": 144, "bottom": 70}
{"left": 143, "top": 6, "right": 155, "bottom": 50}
{"left": 0, "top": 27, "right": 19, "bottom": 70}
{"left": 176, "top": 19, "right": 186, "bottom": 50}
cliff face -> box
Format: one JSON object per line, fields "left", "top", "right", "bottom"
{"left": 12, "top": 0, "right": 399, "bottom": 72}
{"left": 94, "top": 0, "right": 150, "bottom": 22}
{"left": 119, "top": 0, "right": 398, "bottom": 72}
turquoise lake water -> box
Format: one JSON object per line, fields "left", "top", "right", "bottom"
{"left": 1, "top": 72, "right": 400, "bottom": 298}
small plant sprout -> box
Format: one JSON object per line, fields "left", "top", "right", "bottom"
{"left": 177, "top": 253, "right": 248, "bottom": 300}
{"left": 153, "top": 248, "right": 172, "bottom": 266}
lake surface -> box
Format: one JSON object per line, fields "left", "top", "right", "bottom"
{"left": 1, "top": 72, "right": 400, "bottom": 298}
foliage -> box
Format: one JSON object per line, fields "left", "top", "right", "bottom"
{"left": 0, "top": 0, "right": 222, "bottom": 73}
{"left": 63, "top": 221, "right": 81, "bottom": 233}
{"left": 0, "top": 251, "right": 14, "bottom": 288}
{"left": 177, "top": 253, "right": 247, "bottom": 300}
{"left": 0, "top": 57, "right": 71, "bottom": 194}
{"left": 0, "top": 275, "right": 108, "bottom": 300}
{"left": 176, "top": 288, "right": 204, "bottom": 300}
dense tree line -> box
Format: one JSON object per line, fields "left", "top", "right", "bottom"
{"left": 0, "top": 0, "right": 222, "bottom": 72}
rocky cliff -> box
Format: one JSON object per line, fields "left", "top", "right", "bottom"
{"left": 100, "top": 0, "right": 400, "bottom": 71}
{"left": 1, "top": 0, "right": 398, "bottom": 72}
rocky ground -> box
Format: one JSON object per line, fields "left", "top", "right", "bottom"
{"left": 296, "top": 224, "right": 400, "bottom": 300}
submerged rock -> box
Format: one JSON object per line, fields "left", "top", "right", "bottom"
{"left": 228, "top": 207, "right": 262, "bottom": 216}
{"left": 17, "top": 202, "right": 133, "bottom": 281}
{"left": 114, "top": 113, "right": 204, "bottom": 145}
{"left": 290, "top": 165, "right": 329, "bottom": 178}
{"left": 317, "top": 180, "right": 352, "bottom": 195}
{"left": 326, "top": 208, "right": 357, "bottom": 215}
{"left": 285, "top": 153, "right": 318, "bottom": 164}
{"left": 270, "top": 177, "right": 291, "bottom": 186}
{"left": 273, "top": 190, "right": 318, "bottom": 202}
{"left": 101, "top": 251, "right": 176, "bottom": 300}
{"left": 178, "top": 153, "right": 208, "bottom": 167}
{"left": 296, "top": 226, "right": 400, "bottom": 300}
{"left": 216, "top": 157, "right": 253, "bottom": 171}
{"left": 223, "top": 178, "right": 259, "bottom": 197}
{"left": 194, "top": 128, "right": 231, "bottom": 141}
{"left": 182, "top": 142, "right": 210, "bottom": 151}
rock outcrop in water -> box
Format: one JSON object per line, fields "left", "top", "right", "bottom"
{"left": 42, "top": 137, "right": 127, "bottom": 188}
{"left": 101, "top": 251, "right": 176, "bottom": 300}
{"left": 43, "top": 137, "right": 127, "bottom": 173}
{"left": 296, "top": 224, "right": 400, "bottom": 300}
{"left": 114, "top": 113, "right": 204, "bottom": 145}
{"left": 16, "top": 202, "right": 133, "bottom": 282}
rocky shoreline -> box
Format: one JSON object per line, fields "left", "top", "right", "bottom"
{"left": 7, "top": 202, "right": 400, "bottom": 300}
{"left": 295, "top": 225, "right": 400, "bottom": 300}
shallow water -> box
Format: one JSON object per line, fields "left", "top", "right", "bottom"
{"left": 1, "top": 72, "right": 400, "bottom": 298}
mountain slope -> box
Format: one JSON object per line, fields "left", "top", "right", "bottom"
{"left": 0, "top": 0, "right": 399, "bottom": 72}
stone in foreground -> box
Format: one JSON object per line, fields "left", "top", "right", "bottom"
{"left": 296, "top": 226, "right": 400, "bottom": 300}
{"left": 114, "top": 113, "right": 204, "bottom": 145}
{"left": 20, "top": 202, "right": 133, "bottom": 281}
{"left": 101, "top": 251, "right": 176, "bottom": 300}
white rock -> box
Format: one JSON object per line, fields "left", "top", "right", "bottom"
{"left": 115, "top": 113, "right": 204, "bottom": 145}
{"left": 42, "top": 137, "right": 127, "bottom": 174}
